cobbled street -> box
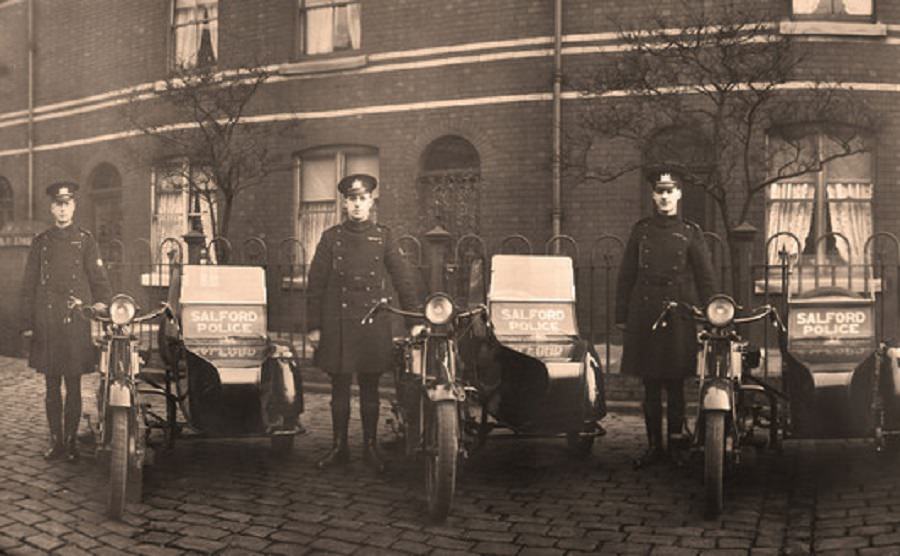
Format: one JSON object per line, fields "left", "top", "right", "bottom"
{"left": 3, "top": 356, "right": 900, "bottom": 555}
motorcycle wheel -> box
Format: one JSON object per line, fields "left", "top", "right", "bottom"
{"left": 127, "top": 404, "right": 145, "bottom": 504}
{"left": 704, "top": 412, "right": 726, "bottom": 519}
{"left": 425, "top": 400, "right": 458, "bottom": 522}
{"left": 108, "top": 406, "right": 130, "bottom": 520}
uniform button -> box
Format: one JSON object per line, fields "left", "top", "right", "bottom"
{"left": 369, "top": 271, "right": 375, "bottom": 276}
{"left": 337, "top": 256, "right": 343, "bottom": 261}
{"left": 366, "top": 286, "right": 371, "bottom": 291}
{"left": 642, "top": 297, "right": 648, "bottom": 301}
{"left": 672, "top": 266, "right": 677, "bottom": 270}
{"left": 342, "top": 287, "right": 347, "bottom": 292}
{"left": 336, "top": 241, "right": 342, "bottom": 246}
{"left": 341, "top": 303, "right": 347, "bottom": 308}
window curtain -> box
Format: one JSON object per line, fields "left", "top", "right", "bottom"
{"left": 793, "top": 0, "right": 830, "bottom": 13}
{"left": 305, "top": 0, "right": 334, "bottom": 55}
{"left": 152, "top": 177, "right": 186, "bottom": 266}
{"left": 826, "top": 182, "right": 873, "bottom": 266}
{"left": 843, "top": 0, "right": 872, "bottom": 15}
{"left": 174, "top": 0, "right": 218, "bottom": 68}
{"left": 345, "top": 3, "right": 361, "bottom": 49}
{"left": 767, "top": 182, "right": 815, "bottom": 265}
{"left": 300, "top": 202, "right": 338, "bottom": 265}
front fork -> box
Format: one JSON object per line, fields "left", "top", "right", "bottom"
{"left": 98, "top": 338, "right": 145, "bottom": 465}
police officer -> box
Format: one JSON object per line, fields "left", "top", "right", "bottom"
{"left": 20, "top": 182, "right": 112, "bottom": 462}
{"left": 615, "top": 172, "right": 717, "bottom": 468}
{"left": 306, "top": 174, "right": 421, "bottom": 473}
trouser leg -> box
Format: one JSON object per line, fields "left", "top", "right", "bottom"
{"left": 359, "top": 373, "right": 386, "bottom": 473}
{"left": 63, "top": 375, "right": 83, "bottom": 441}
{"left": 63, "top": 375, "right": 82, "bottom": 461}
{"left": 634, "top": 378, "right": 665, "bottom": 468}
{"left": 44, "top": 375, "right": 65, "bottom": 460}
{"left": 316, "top": 374, "right": 351, "bottom": 469}
{"left": 664, "top": 378, "right": 686, "bottom": 438}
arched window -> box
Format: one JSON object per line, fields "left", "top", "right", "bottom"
{"left": 89, "top": 163, "right": 123, "bottom": 258}
{"left": 417, "top": 135, "right": 481, "bottom": 237}
{"left": 0, "top": 177, "right": 13, "bottom": 230}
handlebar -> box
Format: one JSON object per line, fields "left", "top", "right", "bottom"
{"left": 651, "top": 299, "right": 785, "bottom": 332}
{"left": 67, "top": 296, "right": 173, "bottom": 325}
{"left": 361, "top": 297, "right": 488, "bottom": 326}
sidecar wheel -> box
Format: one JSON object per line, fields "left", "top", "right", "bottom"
{"left": 704, "top": 412, "right": 725, "bottom": 519}
{"left": 425, "top": 401, "right": 458, "bottom": 522}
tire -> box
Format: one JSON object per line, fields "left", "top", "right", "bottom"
{"left": 425, "top": 401, "right": 458, "bottom": 522}
{"left": 704, "top": 412, "right": 726, "bottom": 519}
{"left": 567, "top": 432, "right": 594, "bottom": 457}
{"left": 108, "top": 407, "right": 130, "bottom": 520}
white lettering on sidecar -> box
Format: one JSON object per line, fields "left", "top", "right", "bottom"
{"left": 493, "top": 303, "right": 575, "bottom": 335}
{"left": 792, "top": 310, "right": 870, "bottom": 338}
{"left": 183, "top": 306, "right": 265, "bottom": 337}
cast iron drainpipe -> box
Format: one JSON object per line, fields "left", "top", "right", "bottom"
{"left": 551, "top": 0, "right": 563, "bottom": 252}
{"left": 27, "top": 0, "right": 34, "bottom": 219}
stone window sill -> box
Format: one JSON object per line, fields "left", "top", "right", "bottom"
{"left": 279, "top": 54, "right": 368, "bottom": 76}
{"left": 779, "top": 20, "right": 887, "bottom": 37}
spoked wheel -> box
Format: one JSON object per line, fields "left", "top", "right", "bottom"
{"left": 704, "top": 412, "right": 726, "bottom": 519}
{"left": 108, "top": 407, "right": 130, "bottom": 520}
{"left": 425, "top": 400, "right": 458, "bottom": 522}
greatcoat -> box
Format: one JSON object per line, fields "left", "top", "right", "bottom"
{"left": 615, "top": 214, "right": 718, "bottom": 379}
{"left": 307, "top": 220, "right": 420, "bottom": 375}
{"left": 20, "top": 225, "right": 112, "bottom": 377}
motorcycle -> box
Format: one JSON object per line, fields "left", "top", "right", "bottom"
{"left": 363, "top": 293, "right": 486, "bottom": 521}
{"left": 652, "top": 294, "right": 784, "bottom": 518}
{"left": 68, "top": 294, "right": 172, "bottom": 520}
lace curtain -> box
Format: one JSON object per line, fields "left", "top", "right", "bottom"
{"left": 174, "top": 0, "right": 218, "bottom": 69}
{"left": 826, "top": 182, "right": 873, "bottom": 266}
{"left": 766, "top": 183, "right": 815, "bottom": 265}
{"left": 305, "top": 0, "right": 361, "bottom": 55}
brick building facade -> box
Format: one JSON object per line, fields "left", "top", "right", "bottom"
{"left": 0, "top": 0, "right": 898, "bottom": 352}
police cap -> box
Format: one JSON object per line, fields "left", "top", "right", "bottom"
{"left": 337, "top": 174, "right": 377, "bottom": 197}
{"left": 46, "top": 181, "right": 80, "bottom": 201}
{"left": 653, "top": 172, "right": 680, "bottom": 192}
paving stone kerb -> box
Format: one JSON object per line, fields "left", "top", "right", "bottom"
{"left": 2, "top": 356, "right": 900, "bottom": 555}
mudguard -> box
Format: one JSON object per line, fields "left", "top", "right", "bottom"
{"left": 108, "top": 382, "right": 131, "bottom": 408}
{"left": 427, "top": 383, "right": 462, "bottom": 402}
{"left": 701, "top": 380, "right": 732, "bottom": 412}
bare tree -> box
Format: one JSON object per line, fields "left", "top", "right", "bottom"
{"left": 567, "top": 1, "right": 878, "bottom": 281}
{"left": 125, "top": 64, "right": 294, "bottom": 244}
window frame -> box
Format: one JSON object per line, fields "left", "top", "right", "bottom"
{"left": 789, "top": 0, "right": 876, "bottom": 22}
{"left": 169, "top": 0, "right": 219, "bottom": 72}
{"left": 295, "top": 0, "right": 362, "bottom": 59}
{"left": 293, "top": 145, "right": 379, "bottom": 267}
{"left": 765, "top": 131, "right": 874, "bottom": 267}
{"left": 0, "top": 176, "right": 12, "bottom": 230}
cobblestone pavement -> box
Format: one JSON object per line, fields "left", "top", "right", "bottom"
{"left": 3, "top": 357, "right": 900, "bottom": 555}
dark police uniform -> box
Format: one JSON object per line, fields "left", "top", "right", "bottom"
{"left": 307, "top": 174, "right": 420, "bottom": 471}
{"left": 20, "top": 182, "right": 112, "bottom": 460}
{"left": 616, "top": 203, "right": 717, "bottom": 464}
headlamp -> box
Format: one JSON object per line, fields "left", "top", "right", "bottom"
{"left": 706, "top": 295, "right": 736, "bottom": 328}
{"left": 424, "top": 294, "right": 454, "bottom": 326}
{"left": 109, "top": 294, "right": 137, "bottom": 326}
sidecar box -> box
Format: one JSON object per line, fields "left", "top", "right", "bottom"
{"left": 486, "top": 255, "right": 598, "bottom": 431}
{"left": 783, "top": 287, "right": 878, "bottom": 438}
{"left": 178, "top": 265, "right": 268, "bottom": 385}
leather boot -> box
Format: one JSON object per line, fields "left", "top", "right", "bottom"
{"left": 316, "top": 401, "right": 350, "bottom": 470}
{"left": 63, "top": 434, "right": 80, "bottom": 463}
{"left": 43, "top": 434, "right": 66, "bottom": 461}
{"left": 361, "top": 400, "right": 386, "bottom": 473}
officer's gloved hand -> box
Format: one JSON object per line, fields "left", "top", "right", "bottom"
{"left": 92, "top": 302, "right": 108, "bottom": 315}
{"left": 409, "top": 324, "right": 426, "bottom": 338}
{"left": 306, "top": 329, "right": 321, "bottom": 348}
